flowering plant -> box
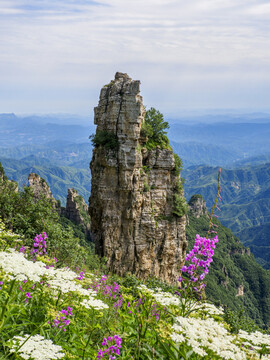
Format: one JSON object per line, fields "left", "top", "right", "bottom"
{"left": 176, "top": 168, "right": 221, "bottom": 316}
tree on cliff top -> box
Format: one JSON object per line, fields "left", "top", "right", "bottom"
{"left": 141, "top": 107, "right": 170, "bottom": 150}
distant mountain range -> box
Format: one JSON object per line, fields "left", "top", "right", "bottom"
{"left": 0, "top": 113, "right": 95, "bottom": 147}
{"left": 183, "top": 163, "right": 270, "bottom": 268}
{"left": 1, "top": 113, "right": 270, "bottom": 167}
{"left": 168, "top": 121, "right": 270, "bottom": 160}
{"left": 0, "top": 142, "right": 92, "bottom": 168}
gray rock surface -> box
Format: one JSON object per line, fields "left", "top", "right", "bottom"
{"left": 28, "top": 173, "right": 60, "bottom": 213}
{"left": 188, "top": 195, "right": 209, "bottom": 218}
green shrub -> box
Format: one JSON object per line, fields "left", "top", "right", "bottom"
{"left": 172, "top": 194, "right": 188, "bottom": 217}
{"left": 143, "top": 183, "right": 150, "bottom": 192}
{"left": 142, "top": 165, "right": 150, "bottom": 173}
{"left": 90, "top": 130, "right": 119, "bottom": 151}
{"left": 173, "top": 153, "right": 183, "bottom": 177}
{"left": 224, "top": 307, "right": 259, "bottom": 334}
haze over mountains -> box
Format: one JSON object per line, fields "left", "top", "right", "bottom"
{"left": 1, "top": 112, "right": 270, "bottom": 165}
{"left": 1, "top": 112, "right": 270, "bottom": 268}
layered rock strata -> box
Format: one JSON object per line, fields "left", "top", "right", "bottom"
{"left": 89, "top": 72, "right": 187, "bottom": 283}
{"left": 65, "top": 188, "right": 91, "bottom": 239}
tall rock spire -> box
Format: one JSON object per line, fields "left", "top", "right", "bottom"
{"left": 89, "top": 72, "right": 187, "bottom": 283}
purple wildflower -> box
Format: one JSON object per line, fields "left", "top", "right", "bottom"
{"left": 19, "top": 246, "right": 26, "bottom": 253}
{"left": 30, "top": 233, "right": 47, "bottom": 260}
{"left": 51, "top": 307, "right": 73, "bottom": 332}
{"left": 25, "top": 292, "right": 31, "bottom": 303}
{"left": 177, "top": 234, "right": 219, "bottom": 297}
{"left": 97, "top": 335, "right": 122, "bottom": 359}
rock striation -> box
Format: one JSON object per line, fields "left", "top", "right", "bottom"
{"left": 65, "top": 188, "right": 91, "bottom": 239}
{"left": 89, "top": 72, "right": 187, "bottom": 283}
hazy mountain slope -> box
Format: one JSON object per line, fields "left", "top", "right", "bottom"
{"left": 182, "top": 163, "right": 270, "bottom": 211}
{"left": 0, "top": 142, "right": 92, "bottom": 168}
{"left": 168, "top": 122, "right": 270, "bottom": 157}
{"left": 170, "top": 141, "right": 239, "bottom": 167}
{"left": 230, "top": 154, "right": 270, "bottom": 168}
{"left": 236, "top": 223, "right": 270, "bottom": 269}
{"left": 0, "top": 114, "right": 94, "bottom": 147}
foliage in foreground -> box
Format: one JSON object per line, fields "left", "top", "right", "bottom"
{"left": 1, "top": 221, "right": 270, "bottom": 360}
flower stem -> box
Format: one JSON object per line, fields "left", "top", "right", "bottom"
{"left": 206, "top": 168, "right": 221, "bottom": 238}
{"left": 0, "top": 279, "right": 16, "bottom": 329}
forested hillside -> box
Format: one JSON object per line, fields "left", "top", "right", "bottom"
{"left": 183, "top": 164, "right": 270, "bottom": 268}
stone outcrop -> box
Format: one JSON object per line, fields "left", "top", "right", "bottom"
{"left": 65, "top": 188, "right": 91, "bottom": 239}
{"left": 236, "top": 284, "right": 244, "bottom": 297}
{"left": 29, "top": 173, "right": 55, "bottom": 201}
{"left": 89, "top": 72, "right": 187, "bottom": 283}
{"left": 28, "top": 173, "right": 60, "bottom": 213}
{"left": 188, "top": 195, "right": 208, "bottom": 218}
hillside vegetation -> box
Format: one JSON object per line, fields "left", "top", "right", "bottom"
{"left": 183, "top": 163, "right": 270, "bottom": 268}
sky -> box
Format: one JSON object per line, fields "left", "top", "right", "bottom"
{"left": 0, "top": 0, "right": 270, "bottom": 119}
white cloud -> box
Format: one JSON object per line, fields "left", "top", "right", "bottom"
{"left": 246, "top": 3, "right": 270, "bottom": 15}
{"left": 0, "top": 0, "right": 269, "bottom": 114}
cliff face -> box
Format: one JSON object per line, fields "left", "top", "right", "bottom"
{"left": 65, "top": 188, "right": 91, "bottom": 239}
{"left": 89, "top": 72, "right": 187, "bottom": 283}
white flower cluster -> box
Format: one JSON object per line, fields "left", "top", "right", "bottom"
{"left": 47, "top": 267, "right": 94, "bottom": 297}
{"left": 138, "top": 285, "right": 224, "bottom": 316}
{"left": 80, "top": 298, "right": 109, "bottom": 310}
{"left": 0, "top": 249, "right": 108, "bottom": 311}
{"left": 0, "top": 249, "right": 50, "bottom": 282}
{"left": 138, "top": 285, "right": 180, "bottom": 307}
{"left": 10, "top": 334, "right": 64, "bottom": 359}
{"left": 172, "top": 316, "right": 247, "bottom": 359}
{"left": 239, "top": 330, "right": 270, "bottom": 356}
{"left": 200, "top": 302, "right": 224, "bottom": 316}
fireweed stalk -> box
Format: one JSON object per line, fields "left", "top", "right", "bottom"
{"left": 177, "top": 168, "right": 221, "bottom": 315}
{"left": 30, "top": 232, "right": 48, "bottom": 260}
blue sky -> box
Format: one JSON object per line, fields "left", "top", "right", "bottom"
{"left": 1, "top": 0, "right": 270, "bottom": 118}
